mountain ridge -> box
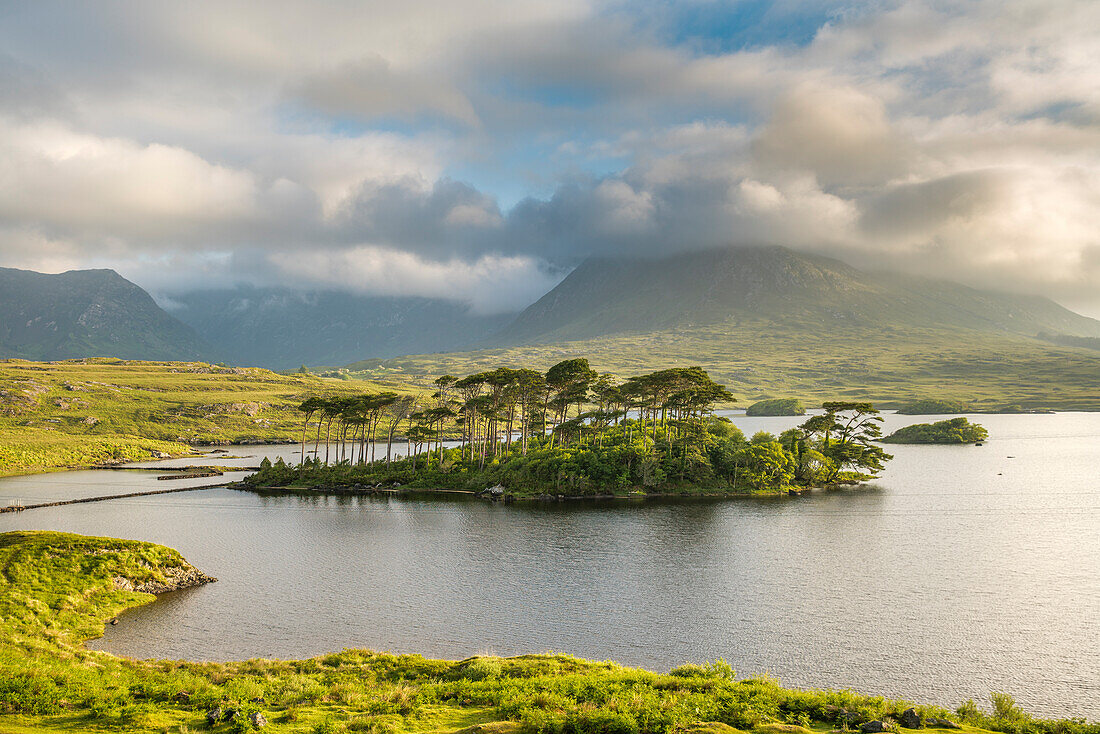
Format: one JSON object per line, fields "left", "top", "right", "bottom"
{"left": 0, "top": 267, "right": 214, "bottom": 362}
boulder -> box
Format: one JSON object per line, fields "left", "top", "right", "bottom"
{"left": 250, "top": 711, "right": 268, "bottom": 728}
{"left": 861, "top": 721, "right": 887, "bottom": 733}
{"left": 900, "top": 709, "right": 922, "bottom": 729}
{"left": 836, "top": 711, "right": 863, "bottom": 726}
{"left": 206, "top": 707, "right": 223, "bottom": 726}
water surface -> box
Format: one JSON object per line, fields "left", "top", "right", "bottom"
{"left": 1, "top": 412, "right": 1097, "bottom": 718}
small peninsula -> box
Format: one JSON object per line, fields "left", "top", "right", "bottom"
{"left": 245, "top": 361, "right": 892, "bottom": 497}
{"left": 882, "top": 418, "right": 989, "bottom": 444}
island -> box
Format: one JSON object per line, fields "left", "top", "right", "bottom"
{"left": 745, "top": 398, "right": 805, "bottom": 416}
{"left": 244, "top": 361, "right": 893, "bottom": 498}
{"left": 0, "top": 530, "right": 1086, "bottom": 734}
{"left": 882, "top": 417, "right": 989, "bottom": 444}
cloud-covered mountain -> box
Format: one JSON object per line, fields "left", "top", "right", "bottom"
{"left": 167, "top": 288, "right": 515, "bottom": 370}
{"left": 488, "top": 246, "right": 1100, "bottom": 347}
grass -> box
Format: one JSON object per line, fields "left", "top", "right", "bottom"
{"left": 0, "top": 531, "right": 1095, "bottom": 734}
{"left": 344, "top": 323, "right": 1100, "bottom": 411}
{"left": 0, "top": 359, "right": 415, "bottom": 476}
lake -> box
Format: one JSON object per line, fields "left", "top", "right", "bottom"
{"left": 1, "top": 411, "right": 1097, "bottom": 719}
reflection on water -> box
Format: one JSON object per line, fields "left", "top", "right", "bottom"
{"left": 1, "top": 412, "right": 1098, "bottom": 718}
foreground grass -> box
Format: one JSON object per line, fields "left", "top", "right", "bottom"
{"left": 0, "top": 359, "right": 413, "bottom": 476}
{"left": 346, "top": 323, "right": 1100, "bottom": 411}
{"left": 0, "top": 531, "right": 1095, "bottom": 734}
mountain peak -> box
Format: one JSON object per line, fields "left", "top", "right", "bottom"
{"left": 0, "top": 267, "right": 214, "bottom": 361}
{"left": 489, "top": 246, "right": 1100, "bottom": 346}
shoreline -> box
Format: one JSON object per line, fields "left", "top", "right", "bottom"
{"left": 233, "top": 481, "right": 859, "bottom": 501}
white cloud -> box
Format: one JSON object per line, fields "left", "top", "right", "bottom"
{"left": 0, "top": 0, "right": 1098, "bottom": 316}
{"left": 268, "top": 247, "right": 562, "bottom": 314}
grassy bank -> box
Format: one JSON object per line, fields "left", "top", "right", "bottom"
{"left": 0, "top": 359, "right": 411, "bottom": 476}
{"left": 0, "top": 530, "right": 1095, "bottom": 734}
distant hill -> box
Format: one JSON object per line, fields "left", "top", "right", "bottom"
{"left": 167, "top": 287, "right": 516, "bottom": 370}
{"left": 0, "top": 267, "right": 213, "bottom": 361}
{"left": 490, "top": 246, "right": 1100, "bottom": 345}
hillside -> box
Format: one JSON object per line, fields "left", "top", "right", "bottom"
{"left": 0, "top": 358, "right": 414, "bottom": 475}
{"left": 168, "top": 286, "right": 515, "bottom": 369}
{"left": 0, "top": 267, "right": 214, "bottom": 362}
{"left": 490, "top": 247, "right": 1100, "bottom": 345}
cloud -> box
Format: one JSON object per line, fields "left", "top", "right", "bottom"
{"left": 267, "top": 247, "right": 562, "bottom": 314}
{"left": 0, "top": 0, "right": 1098, "bottom": 317}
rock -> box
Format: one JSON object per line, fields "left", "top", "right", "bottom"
{"left": 249, "top": 697, "right": 265, "bottom": 704}
{"left": 900, "top": 708, "right": 922, "bottom": 729}
{"left": 109, "top": 618, "right": 118, "bottom": 625}
{"left": 206, "top": 707, "right": 223, "bottom": 726}
{"left": 82, "top": 415, "right": 99, "bottom": 426}
{"left": 489, "top": 484, "right": 505, "bottom": 496}
{"left": 250, "top": 711, "right": 268, "bottom": 728}
{"left": 152, "top": 451, "right": 170, "bottom": 458}
{"left": 925, "top": 719, "right": 961, "bottom": 730}
{"left": 173, "top": 691, "right": 190, "bottom": 704}
{"left": 112, "top": 564, "right": 217, "bottom": 594}
{"left": 861, "top": 721, "right": 887, "bottom": 733}
{"left": 835, "top": 711, "right": 863, "bottom": 726}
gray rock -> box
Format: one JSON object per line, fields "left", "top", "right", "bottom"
{"left": 900, "top": 709, "right": 922, "bottom": 729}
{"left": 838, "top": 712, "right": 863, "bottom": 726}
{"left": 250, "top": 711, "right": 268, "bottom": 728}
{"left": 206, "top": 707, "right": 223, "bottom": 726}
{"left": 861, "top": 721, "right": 887, "bottom": 733}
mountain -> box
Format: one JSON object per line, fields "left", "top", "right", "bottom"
{"left": 0, "top": 267, "right": 213, "bottom": 361}
{"left": 490, "top": 246, "right": 1100, "bottom": 345}
{"left": 359, "top": 246, "right": 1100, "bottom": 410}
{"left": 166, "top": 287, "right": 516, "bottom": 370}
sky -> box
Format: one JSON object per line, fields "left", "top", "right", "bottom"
{"left": 1, "top": 0, "right": 1099, "bottom": 316}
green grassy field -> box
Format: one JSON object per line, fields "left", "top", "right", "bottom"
{"left": 346, "top": 323, "right": 1100, "bottom": 411}
{"left": 0, "top": 359, "right": 416, "bottom": 476}
{"left": 1, "top": 530, "right": 1092, "bottom": 734}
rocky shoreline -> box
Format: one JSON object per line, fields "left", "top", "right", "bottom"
{"left": 113, "top": 564, "right": 217, "bottom": 595}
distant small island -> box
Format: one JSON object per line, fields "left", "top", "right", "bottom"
{"left": 245, "top": 360, "right": 892, "bottom": 498}
{"left": 746, "top": 398, "right": 805, "bottom": 416}
{"left": 882, "top": 418, "right": 988, "bottom": 444}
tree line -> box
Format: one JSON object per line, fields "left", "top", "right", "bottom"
{"left": 294, "top": 360, "right": 735, "bottom": 470}
{"left": 277, "top": 359, "right": 891, "bottom": 494}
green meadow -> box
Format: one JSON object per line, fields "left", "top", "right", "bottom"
{"left": 0, "top": 359, "right": 412, "bottom": 476}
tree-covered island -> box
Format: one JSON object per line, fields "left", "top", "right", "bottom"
{"left": 244, "top": 361, "right": 892, "bottom": 498}
{"left": 882, "top": 418, "right": 989, "bottom": 444}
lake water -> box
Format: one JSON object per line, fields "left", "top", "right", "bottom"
{"left": 1, "top": 412, "right": 1098, "bottom": 719}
